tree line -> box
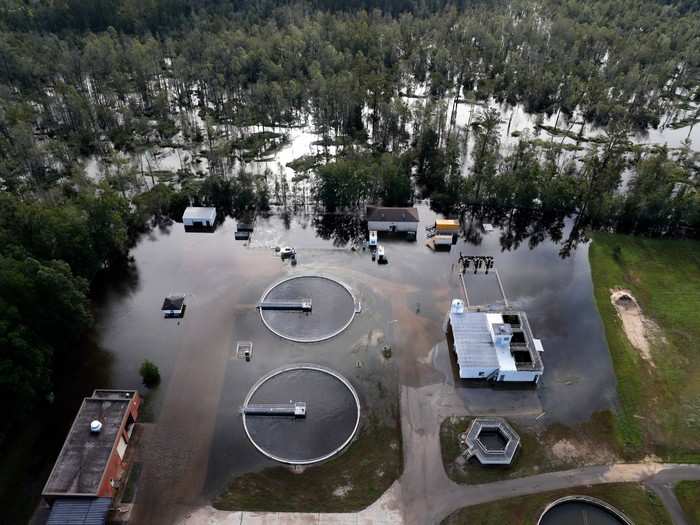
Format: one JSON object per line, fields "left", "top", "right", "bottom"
{"left": 411, "top": 106, "right": 699, "bottom": 237}
{"left": 0, "top": 186, "right": 133, "bottom": 416}
{"left": 0, "top": 0, "right": 699, "bottom": 432}
{"left": 1, "top": 0, "right": 698, "bottom": 192}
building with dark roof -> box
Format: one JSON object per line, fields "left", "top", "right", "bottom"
{"left": 366, "top": 206, "right": 419, "bottom": 234}
{"left": 162, "top": 294, "right": 186, "bottom": 317}
{"left": 42, "top": 390, "right": 140, "bottom": 505}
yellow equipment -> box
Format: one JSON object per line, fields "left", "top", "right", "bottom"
{"left": 435, "top": 219, "right": 460, "bottom": 233}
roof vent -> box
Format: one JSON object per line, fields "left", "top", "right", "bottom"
{"left": 90, "top": 420, "right": 103, "bottom": 433}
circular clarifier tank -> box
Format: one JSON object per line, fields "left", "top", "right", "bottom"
{"left": 258, "top": 275, "right": 358, "bottom": 342}
{"left": 242, "top": 365, "right": 361, "bottom": 465}
{"left": 538, "top": 496, "right": 634, "bottom": 525}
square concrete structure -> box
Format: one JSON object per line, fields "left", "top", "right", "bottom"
{"left": 42, "top": 389, "right": 140, "bottom": 503}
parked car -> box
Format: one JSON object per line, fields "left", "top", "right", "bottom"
{"left": 280, "top": 246, "right": 296, "bottom": 259}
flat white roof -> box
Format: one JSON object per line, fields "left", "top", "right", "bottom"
{"left": 449, "top": 311, "right": 499, "bottom": 369}
{"left": 182, "top": 207, "right": 216, "bottom": 222}
{"left": 450, "top": 309, "right": 544, "bottom": 376}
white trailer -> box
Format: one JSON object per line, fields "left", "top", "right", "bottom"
{"left": 368, "top": 230, "right": 378, "bottom": 247}
{"left": 433, "top": 234, "right": 453, "bottom": 246}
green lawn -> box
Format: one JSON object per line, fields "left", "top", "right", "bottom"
{"left": 214, "top": 415, "right": 402, "bottom": 512}
{"left": 442, "top": 483, "right": 672, "bottom": 525}
{"left": 440, "top": 412, "right": 620, "bottom": 484}
{"left": 675, "top": 481, "right": 700, "bottom": 525}
{"left": 589, "top": 233, "right": 700, "bottom": 460}
{"left": 440, "top": 416, "right": 557, "bottom": 484}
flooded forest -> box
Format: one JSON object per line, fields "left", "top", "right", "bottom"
{"left": 0, "top": 0, "right": 699, "bottom": 521}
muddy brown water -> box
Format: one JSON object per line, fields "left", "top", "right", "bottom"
{"left": 41, "top": 203, "right": 618, "bottom": 523}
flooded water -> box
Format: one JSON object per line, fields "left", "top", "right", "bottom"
{"left": 72, "top": 201, "right": 619, "bottom": 523}
{"left": 260, "top": 275, "right": 356, "bottom": 341}
{"left": 448, "top": 97, "right": 699, "bottom": 151}
{"left": 245, "top": 368, "right": 359, "bottom": 463}
{"left": 84, "top": 94, "right": 698, "bottom": 193}
{"left": 539, "top": 500, "right": 628, "bottom": 525}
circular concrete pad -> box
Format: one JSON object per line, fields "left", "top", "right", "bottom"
{"left": 259, "top": 275, "right": 358, "bottom": 342}
{"left": 242, "top": 365, "right": 361, "bottom": 465}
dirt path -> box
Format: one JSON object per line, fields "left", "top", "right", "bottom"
{"left": 610, "top": 288, "right": 659, "bottom": 365}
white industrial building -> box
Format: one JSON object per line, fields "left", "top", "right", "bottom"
{"left": 447, "top": 299, "right": 544, "bottom": 383}
{"left": 366, "top": 206, "right": 419, "bottom": 233}
{"left": 182, "top": 206, "right": 217, "bottom": 228}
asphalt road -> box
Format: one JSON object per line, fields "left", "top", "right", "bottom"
{"left": 397, "top": 380, "right": 700, "bottom": 524}
{"left": 646, "top": 473, "right": 697, "bottom": 525}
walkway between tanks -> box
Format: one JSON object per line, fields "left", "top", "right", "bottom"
{"left": 171, "top": 374, "right": 700, "bottom": 525}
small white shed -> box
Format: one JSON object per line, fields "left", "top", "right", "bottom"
{"left": 182, "top": 207, "right": 216, "bottom": 227}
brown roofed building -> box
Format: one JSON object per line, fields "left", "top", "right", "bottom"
{"left": 42, "top": 389, "right": 140, "bottom": 503}
{"left": 366, "top": 206, "right": 419, "bottom": 234}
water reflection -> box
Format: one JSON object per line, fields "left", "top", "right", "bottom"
{"left": 91, "top": 256, "right": 140, "bottom": 304}
{"left": 454, "top": 205, "right": 588, "bottom": 258}
{"left": 241, "top": 202, "right": 595, "bottom": 259}
{"left": 313, "top": 213, "right": 368, "bottom": 247}
{"left": 245, "top": 369, "right": 358, "bottom": 463}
